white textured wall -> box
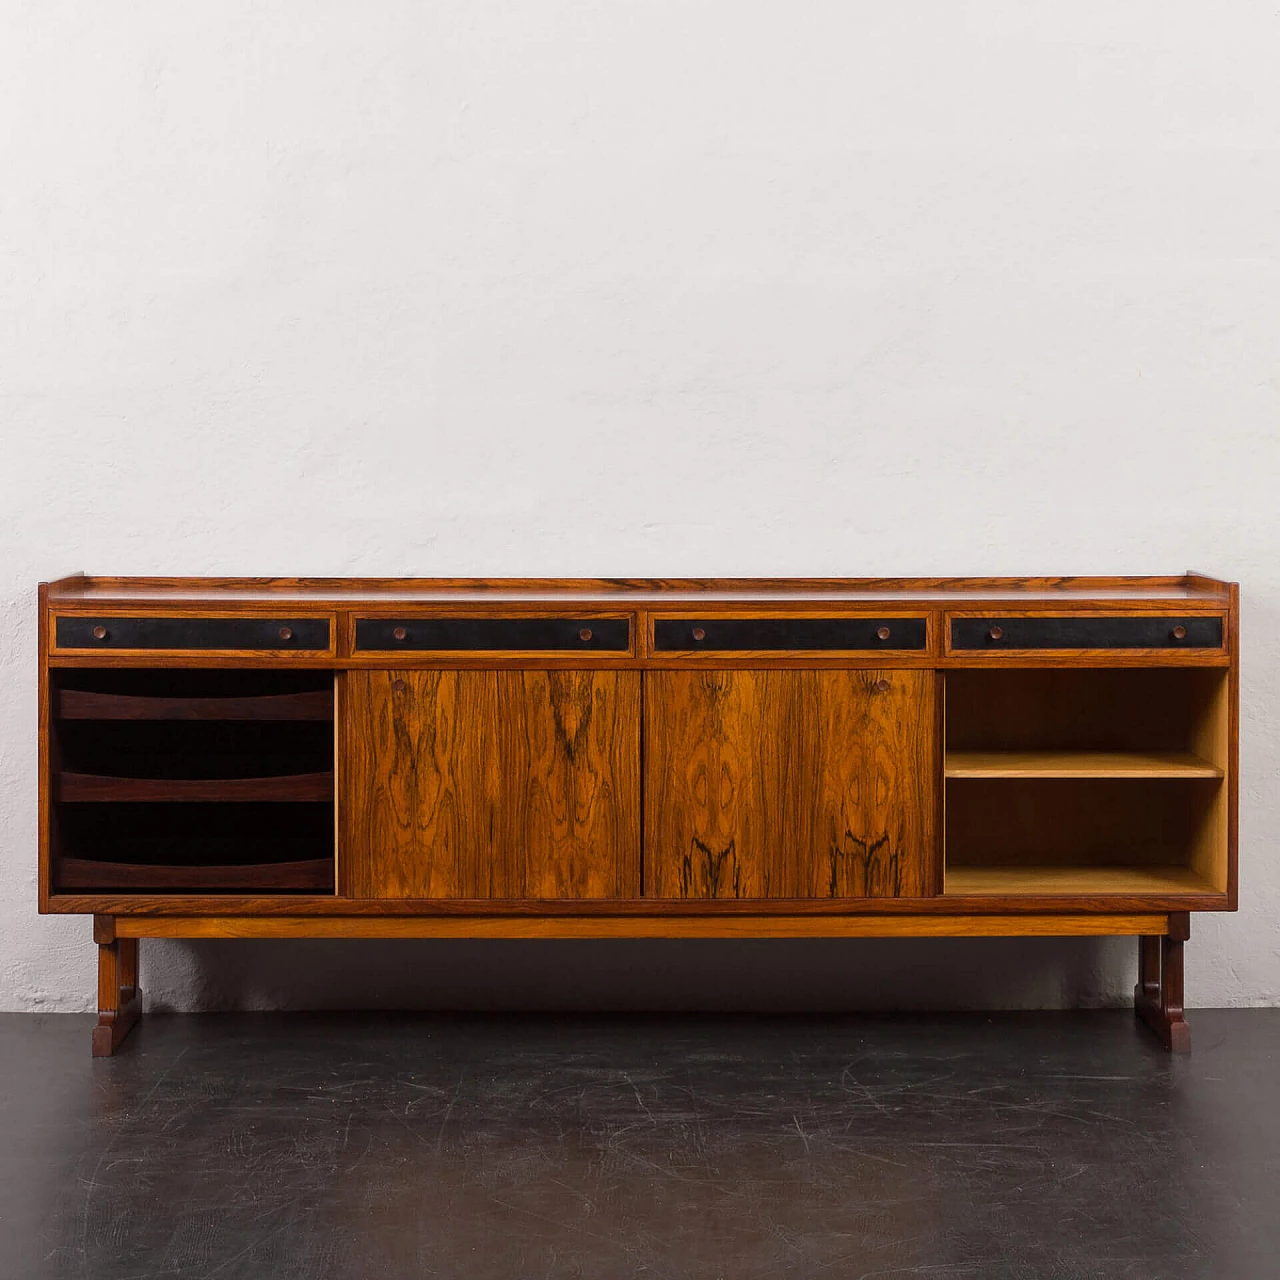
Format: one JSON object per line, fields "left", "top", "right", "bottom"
{"left": 2, "top": 1, "right": 1278, "bottom": 1014}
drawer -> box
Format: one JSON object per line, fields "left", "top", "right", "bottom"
{"left": 354, "top": 616, "right": 632, "bottom": 652}
{"left": 947, "top": 615, "right": 1224, "bottom": 652}
{"left": 54, "top": 616, "right": 332, "bottom": 651}
{"left": 652, "top": 617, "right": 928, "bottom": 651}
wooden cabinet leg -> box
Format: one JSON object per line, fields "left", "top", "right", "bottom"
{"left": 92, "top": 918, "right": 141, "bottom": 1057}
{"left": 1134, "top": 913, "right": 1191, "bottom": 1053}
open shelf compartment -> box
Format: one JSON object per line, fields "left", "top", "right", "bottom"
{"left": 50, "top": 670, "right": 336, "bottom": 896}
{"left": 943, "top": 668, "right": 1229, "bottom": 898}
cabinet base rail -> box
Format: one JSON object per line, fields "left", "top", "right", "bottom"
{"left": 89, "top": 911, "right": 1192, "bottom": 1056}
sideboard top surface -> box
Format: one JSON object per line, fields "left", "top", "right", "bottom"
{"left": 45, "top": 574, "right": 1233, "bottom": 605}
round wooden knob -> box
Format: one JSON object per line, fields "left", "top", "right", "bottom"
{"left": 91, "top": 625, "right": 107, "bottom": 641}
{"left": 278, "top": 626, "right": 293, "bottom": 641}
{"left": 1172, "top": 625, "right": 1187, "bottom": 640}
{"left": 876, "top": 625, "right": 891, "bottom": 641}
{"left": 393, "top": 626, "right": 407, "bottom": 641}
{"left": 988, "top": 625, "right": 1004, "bottom": 641}
{"left": 875, "top": 678, "right": 891, "bottom": 693}
{"left": 578, "top": 627, "right": 593, "bottom": 643}
{"left": 691, "top": 626, "right": 706, "bottom": 642}
{"left": 391, "top": 678, "right": 407, "bottom": 693}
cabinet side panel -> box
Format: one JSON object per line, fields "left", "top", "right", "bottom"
{"left": 643, "top": 670, "right": 934, "bottom": 898}
{"left": 340, "top": 670, "right": 640, "bottom": 899}
{"left": 38, "top": 586, "right": 51, "bottom": 911}
{"left": 1187, "top": 669, "right": 1230, "bottom": 893}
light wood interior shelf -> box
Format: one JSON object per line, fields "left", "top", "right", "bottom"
{"left": 945, "top": 865, "right": 1221, "bottom": 897}
{"left": 944, "top": 750, "right": 1224, "bottom": 779}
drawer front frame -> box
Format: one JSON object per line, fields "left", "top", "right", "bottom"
{"left": 653, "top": 616, "right": 928, "bottom": 653}
{"left": 645, "top": 610, "right": 937, "bottom": 662}
{"left": 53, "top": 613, "right": 334, "bottom": 654}
{"left": 352, "top": 613, "right": 635, "bottom": 655}
{"left": 945, "top": 611, "right": 1226, "bottom": 658}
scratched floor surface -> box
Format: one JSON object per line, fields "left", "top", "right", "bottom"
{"left": 1, "top": 1010, "right": 1277, "bottom": 1279}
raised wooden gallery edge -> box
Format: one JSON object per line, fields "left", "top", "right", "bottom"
{"left": 48, "top": 574, "right": 1234, "bottom": 604}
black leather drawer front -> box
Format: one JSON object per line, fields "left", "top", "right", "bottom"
{"left": 55, "top": 617, "right": 331, "bottom": 651}
{"left": 950, "top": 616, "right": 1224, "bottom": 651}
{"left": 355, "top": 617, "right": 631, "bottom": 652}
{"left": 653, "top": 617, "right": 928, "bottom": 651}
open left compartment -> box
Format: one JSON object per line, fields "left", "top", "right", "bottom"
{"left": 50, "top": 669, "right": 336, "bottom": 894}
{"left": 943, "top": 667, "right": 1229, "bottom": 898}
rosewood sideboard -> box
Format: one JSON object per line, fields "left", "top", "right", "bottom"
{"left": 37, "top": 574, "right": 1238, "bottom": 1055}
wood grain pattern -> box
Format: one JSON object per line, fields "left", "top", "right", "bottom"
{"left": 644, "top": 670, "right": 935, "bottom": 899}
{"left": 341, "top": 670, "right": 640, "bottom": 898}
{"left": 111, "top": 912, "right": 1173, "bottom": 940}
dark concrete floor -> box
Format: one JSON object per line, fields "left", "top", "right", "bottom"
{"left": 1, "top": 1010, "right": 1277, "bottom": 1279}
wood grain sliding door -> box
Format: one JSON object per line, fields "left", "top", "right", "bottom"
{"left": 644, "top": 670, "right": 936, "bottom": 898}
{"left": 341, "top": 670, "right": 640, "bottom": 898}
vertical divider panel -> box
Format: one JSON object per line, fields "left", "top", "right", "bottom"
{"left": 1187, "top": 669, "right": 1230, "bottom": 893}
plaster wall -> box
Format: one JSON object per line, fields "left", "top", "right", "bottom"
{"left": 2, "top": 2, "right": 1277, "bottom": 1012}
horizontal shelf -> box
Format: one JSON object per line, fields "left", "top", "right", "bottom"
{"left": 57, "top": 857, "right": 333, "bottom": 892}
{"left": 944, "top": 750, "right": 1223, "bottom": 779}
{"left": 944, "top": 865, "right": 1221, "bottom": 897}
{"left": 55, "top": 772, "right": 334, "bottom": 803}
{"left": 55, "top": 688, "right": 333, "bottom": 721}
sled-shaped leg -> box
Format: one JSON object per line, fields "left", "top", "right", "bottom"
{"left": 1134, "top": 913, "right": 1190, "bottom": 1053}
{"left": 92, "top": 917, "right": 141, "bottom": 1058}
